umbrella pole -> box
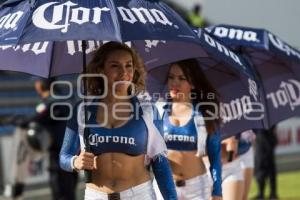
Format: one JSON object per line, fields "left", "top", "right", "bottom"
{"left": 82, "top": 40, "right": 92, "bottom": 183}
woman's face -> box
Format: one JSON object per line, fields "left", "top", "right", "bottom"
{"left": 167, "top": 64, "right": 194, "bottom": 101}
{"left": 103, "top": 50, "right": 134, "bottom": 96}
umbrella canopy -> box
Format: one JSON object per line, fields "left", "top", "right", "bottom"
{"left": 134, "top": 29, "right": 265, "bottom": 137}
{"left": 207, "top": 24, "right": 300, "bottom": 128}
{"left": 0, "top": 0, "right": 199, "bottom": 45}
{"left": 0, "top": 0, "right": 206, "bottom": 78}
{"left": 0, "top": 40, "right": 102, "bottom": 77}
{"left": 0, "top": 0, "right": 24, "bottom": 7}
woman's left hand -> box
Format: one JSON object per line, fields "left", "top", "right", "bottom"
{"left": 211, "top": 196, "right": 222, "bottom": 200}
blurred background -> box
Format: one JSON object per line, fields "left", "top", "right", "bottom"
{"left": 0, "top": 0, "right": 299, "bottom": 199}
{"left": 167, "top": 0, "right": 300, "bottom": 49}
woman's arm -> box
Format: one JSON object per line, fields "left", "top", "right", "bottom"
{"left": 59, "top": 104, "right": 80, "bottom": 172}
{"left": 207, "top": 129, "right": 222, "bottom": 197}
{"left": 151, "top": 104, "right": 177, "bottom": 199}
{"left": 152, "top": 155, "right": 177, "bottom": 200}
{"left": 59, "top": 127, "right": 80, "bottom": 172}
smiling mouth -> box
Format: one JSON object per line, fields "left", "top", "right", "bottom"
{"left": 115, "top": 80, "right": 130, "bottom": 84}
{"left": 170, "top": 88, "right": 179, "bottom": 93}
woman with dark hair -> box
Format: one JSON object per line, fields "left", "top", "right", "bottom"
{"left": 59, "top": 42, "right": 177, "bottom": 200}
{"left": 156, "top": 59, "right": 222, "bottom": 200}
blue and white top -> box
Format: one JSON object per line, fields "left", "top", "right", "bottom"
{"left": 157, "top": 102, "right": 222, "bottom": 197}
{"left": 59, "top": 92, "right": 168, "bottom": 172}
{"left": 59, "top": 92, "right": 177, "bottom": 199}
{"left": 163, "top": 109, "right": 198, "bottom": 151}
{"left": 77, "top": 97, "right": 148, "bottom": 156}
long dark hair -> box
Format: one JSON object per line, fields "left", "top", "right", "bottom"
{"left": 86, "top": 42, "right": 146, "bottom": 96}
{"left": 171, "top": 58, "right": 222, "bottom": 134}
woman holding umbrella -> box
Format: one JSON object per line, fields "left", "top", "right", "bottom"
{"left": 59, "top": 42, "right": 177, "bottom": 200}
{"left": 157, "top": 59, "right": 222, "bottom": 200}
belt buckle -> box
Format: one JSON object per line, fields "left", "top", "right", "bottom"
{"left": 176, "top": 180, "right": 186, "bottom": 187}
{"left": 108, "top": 192, "right": 120, "bottom": 200}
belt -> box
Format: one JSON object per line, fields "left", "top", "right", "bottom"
{"left": 175, "top": 180, "right": 186, "bottom": 187}
{"left": 108, "top": 192, "right": 120, "bottom": 200}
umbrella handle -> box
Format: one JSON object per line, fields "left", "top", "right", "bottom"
{"left": 84, "top": 170, "right": 93, "bottom": 183}
{"left": 227, "top": 150, "right": 234, "bottom": 162}
{"left": 82, "top": 40, "right": 92, "bottom": 183}
{"left": 84, "top": 146, "right": 93, "bottom": 183}
{"left": 83, "top": 134, "right": 92, "bottom": 183}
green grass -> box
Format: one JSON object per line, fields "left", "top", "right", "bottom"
{"left": 249, "top": 170, "right": 300, "bottom": 199}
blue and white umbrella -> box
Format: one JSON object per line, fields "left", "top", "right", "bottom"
{"left": 208, "top": 24, "right": 300, "bottom": 128}
{"left": 134, "top": 29, "right": 265, "bottom": 137}
{"left": 0, "top": 0, "right": 204, "bottom": 78}
{"left": 0, "top": 0, "right": 199, "bottom": 45}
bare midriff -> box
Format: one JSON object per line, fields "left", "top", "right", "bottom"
{"left": 167, "top": 150, "right": 206, "bottom": 181}
{"left": 86, "top": 153, "right": 150, "bottom": 193}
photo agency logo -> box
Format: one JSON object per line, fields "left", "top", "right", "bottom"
{"left": 50, "top": 73, "right": 266, "bottom": 124}
{"left": 50, "top": 74, "right": 145, "bottom": 124}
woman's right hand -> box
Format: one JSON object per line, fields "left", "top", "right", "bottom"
{"left": 74, "top": 151, "right": 96, "bottom": 170}
{"left": 221, "top": 137, "right": 238, "bottom": 164}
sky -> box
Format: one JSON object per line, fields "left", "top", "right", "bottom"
{"left": 166, "top": 0, "right": 300, "bottom": 49}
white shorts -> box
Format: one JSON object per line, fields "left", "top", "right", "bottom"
{"left": 222, "top": 158, "right": 244, "bottom": 184}
{"left": 154, "top": 174, "right": 211, "bottom": 200}
{"left": 84, "top": 180, "right": 156, "bottom": 200}
{"left": 176, "top": 174, "right": 211, "bottom": 200}
{"left": 239, "top": 146, "right": 254, "bottom": 169}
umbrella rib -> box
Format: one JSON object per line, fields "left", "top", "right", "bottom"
{"left": 245, "top": 48, "right": 293, "bottom": 67}
{"left": 204, "top": 62, "right": 238, "bottom": 78}
{"left": 250, "top": 54, "right": 292, "bottom": 67}
{"left": 48, "top": 42, "right": 55, "bottom": 78}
